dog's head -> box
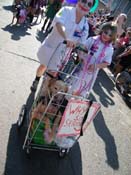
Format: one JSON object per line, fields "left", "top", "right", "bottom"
{"left": 48, "top": 79, "right": 68, "bottom": 96}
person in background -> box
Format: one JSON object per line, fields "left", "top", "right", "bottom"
{"left": 11, "top": 0, "right": 26, "bottom": 24}
{"left": 111, "top": 27, "right": 131, "bottom": 72}
{"left": 41, "top": 0, "right": 62, "bottom": 32}
{"left": 109, "top": 13, "right": 127, "bottom": 71}
{"left": 30, "top": 0, "right": 95, "bottom": 91}
{"left": 27, "top": 0, "right": 45, "bottom": 24}
{"left": 113, "top": 45, "right": 131, "bottom": 77}
{"left": 114, "top": 13, "right": 127, "bottom": 39}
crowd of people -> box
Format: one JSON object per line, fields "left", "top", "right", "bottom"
{"left": 11, "top": 0, "right": 63, "bottom": 26}
{"left": 11, "top": 0, "right": 131, "bottom": 99}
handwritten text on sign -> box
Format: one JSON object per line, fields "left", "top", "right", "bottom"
{"left": 57, "top": 99, "right": 89, "bottom": 136}
{"left": 57, "top": 99, "right": 101, "bottom": 137}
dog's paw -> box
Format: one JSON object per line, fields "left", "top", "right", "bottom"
{"left": 43, "top": 129, "right": 53, "bottom": 144}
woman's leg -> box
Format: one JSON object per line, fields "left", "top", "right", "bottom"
{"left": 114, "top": 63, "right": 123, "bottom": 77}
{"left": 31, "top": 64, "right": 47, "bottom": 91}
{"left": 41, "top": 17, "right": 48, "bottom": 31}
{"left": 36, "top": 64, "right": 47, "bottom": 77}
{"left": 45, "top": 19, "right": 52, "bottom": 32}
{"left": 11, "top": 15, "right": 15, "bottom": 24}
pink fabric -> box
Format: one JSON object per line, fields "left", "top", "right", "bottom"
{"left": 77, "top": 36, "right": 109, "bottom": 94}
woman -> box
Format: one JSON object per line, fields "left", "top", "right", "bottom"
{"left": 31, "top": 0, "right": 95, "bottom": 91}
{"left": 114, "top": 13, "right": 127, "bottom": 39}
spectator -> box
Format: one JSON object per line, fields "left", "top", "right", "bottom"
{"left": 114, "top": 45, "right": 131, "bottom": 77}
{"left": 114, "top": 13, "right": 127, "bottom": 39}
{"left": 27, "top": 0, "right": 45, "bottom": 24}
{"left": 41, "top": 0, "right": 62, "bottom": 32}
{"left": 111, "top": 27, "right": 131, "bottom": 70}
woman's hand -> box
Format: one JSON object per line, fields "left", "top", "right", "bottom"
{"left": 66, "top": 40, "right": 76, "bottom": 48}
{"left": 72, "top": 91, "right": 80, "bottom": 96}
{"left": 117, "top": 46, "right": 131, "bottom": 58}
{"left": 116, "top": 54, "right": 122, "bottom": 59}
{"left": 125, "top": 46, "right": 131, "bottom": 55}
{"left": 88, "top": 64, "right": 96, "bottom": 72}
{"left": 56, "top": 23, "right": 75, "bottom": 48}
{"left": 88, "top": 62, "right": 109, "bottom": 72}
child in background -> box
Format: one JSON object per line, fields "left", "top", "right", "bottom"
{"left": 11, "top": 0, "right": 26, "bottom": 24}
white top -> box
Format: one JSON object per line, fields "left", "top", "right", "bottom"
{"left": 37, "top": 6, "right": 89, "bottom": 70}
{"left": 85, "top": 36, "right": 114, "bottom": 64}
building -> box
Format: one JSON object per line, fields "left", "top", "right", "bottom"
{"left": 99, "top": 0, "right": 131, "bottom": 26}
{"left": 111, "top": 0, "right": 131, "bottom": 26}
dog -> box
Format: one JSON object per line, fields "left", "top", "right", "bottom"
{"left": 31, "top": 77, "right": 68, "bottom": 143}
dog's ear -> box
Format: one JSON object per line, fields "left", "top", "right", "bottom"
{"left": 48, "top": 78, "right": 56, "bottom": 88}
{"left": 64, "top": 85, "right": 68, "bottom": 93}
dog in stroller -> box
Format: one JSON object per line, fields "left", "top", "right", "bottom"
{"left": 31, "top": 75, "right": 68, "bottom": 143}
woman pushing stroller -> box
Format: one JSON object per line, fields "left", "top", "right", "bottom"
{"left": 30, "top": 0, "right": 95, "bottom": 91}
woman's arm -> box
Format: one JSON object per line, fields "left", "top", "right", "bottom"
{"left": 96, "top": 62, "right": 109, "bottom": 69}
{"left": 56, "top": 22, "right": 75, "bottom": 47}
{"left": 118, "top": 46, "right": 131, "bottom": 58}
{"left": 56, "top": 22, "right": 66, "bottom": 40}
{"left": 88, "top": 62, "right": 109, "bottom": 72}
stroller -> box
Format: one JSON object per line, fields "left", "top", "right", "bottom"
{"left": 17, "top": 42, "right": 101, "bottom": 157}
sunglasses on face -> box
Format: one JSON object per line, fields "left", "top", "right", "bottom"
{"left": 103, "top": 31, "right": 113, "bottom": 37}
{"left": 81, "top": 0, "right": 93, "bottom": 8}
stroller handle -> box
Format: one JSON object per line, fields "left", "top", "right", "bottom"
{"left": 75, "top": 45, "right": 88, "bottom": 54}
{"left": 63, "top": 41, "right": 88, "bottom": 54}
{"left": 63, "top": 40, "right": 67, "bottom": 44}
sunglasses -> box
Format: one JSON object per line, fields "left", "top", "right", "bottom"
{"left": 81, "top": 0, "right": 93, "bottom": 8}
{"left": 103, "top": 31, "right": 113, "bottom": 38}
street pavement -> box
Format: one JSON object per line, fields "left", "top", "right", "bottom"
{"left": 0, "top": 1, "right": 131, "bottom": 175}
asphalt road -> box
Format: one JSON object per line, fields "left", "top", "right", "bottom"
{"left": 0, "top": 1, "right": 131, "bottom": 175}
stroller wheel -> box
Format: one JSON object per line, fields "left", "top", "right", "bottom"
{"left": 26, "top": 147, "right": 31, "bottom": 155}
{"left": 17, "top": 104, "right": 26, "bottom": 129}
{"left": 59, "top": 148, "right": 69, "bottom": 158}
{"left": 24, "top": 140, "right": 32, "bottom": 158}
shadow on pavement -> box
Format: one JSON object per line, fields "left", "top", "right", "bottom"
{"left": 2, "top": 24, "right": 31, "bottom": 41}
{"left": 36, "top": 29, "right": 49, "bottom": 43}
{"left": 4, "top": 124, "right": 82, "bottom": 175}
{"left": 4, "top": 90, "right": 82, "bottom": 175}
{"left": 25, "top": 90, "right": 36, "bottom": 113}
{"left": 124, "top": 98, "right": 131, "bottom": 108}
{"left": 93, "top": 69, "right": 115, "bottom": 107}
{"left": 89, "top": 94, "right": 119, "bottom": 170}
{"left": 93, "top": 111, "right": 119, "bottom": 170}
{"left": 2, "top": 5, "right": 13, "bottom": 11}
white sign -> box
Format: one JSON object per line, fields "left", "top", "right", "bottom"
{"left": 57, "top": 99, "right": 101, "bottom": 137}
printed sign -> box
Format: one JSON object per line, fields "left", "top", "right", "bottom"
{"left": 57, "top": 99, "right": 101, "bottom": 137}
